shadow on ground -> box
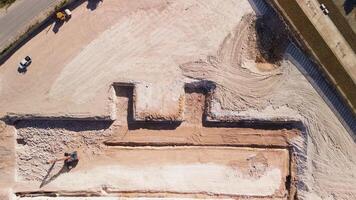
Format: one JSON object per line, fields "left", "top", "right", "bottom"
{"left": 87, "top": 0, "right": 103, "bottom": 11}
{"left": 14, "top": 120, "right": 113, "bottom": 132}
{"left": 40, "top": 160, "right": 78, "bottom": 188}
{"left": 52, "top": 20, "right": 64, "bottom": 33}
{"left": 344, "top": 0, "right": 356, "bottom": 15}
{"left": 0, "top": 0, "right": 99, "bottom": 65}
{"left": 17, "top": 67, "right": 27, "bottom": 74}
{"left": 114, "top": 85, "right": 182, "bottom": 130}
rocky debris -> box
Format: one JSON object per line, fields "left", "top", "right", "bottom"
{"left": 247, "top": 153, "right": 269, "bottom": 179}
{"left": 15, "top": 120, "right": 112, "bottom": 181}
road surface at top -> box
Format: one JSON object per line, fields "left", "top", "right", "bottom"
{"left": 297, "top": 0, "right": 356, "bottom": 83}
{"left": 0, "top": 0, "right": 58, "bottom": 51}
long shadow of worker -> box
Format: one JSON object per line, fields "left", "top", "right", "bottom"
{"left": 40, "top": 160, "right": 78, "bottom": 188}
{"left": 87, "top": 0, "right": 103, "bottom": 11}
{"left": 52, "top": 20, "right": 65, "bottom": 34}
{"left": 344, "top": 0, "right": 356, "bottom": 15}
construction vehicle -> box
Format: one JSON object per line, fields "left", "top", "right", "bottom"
{"left": 56, "top": 9, "right": 72, "bottom": 21}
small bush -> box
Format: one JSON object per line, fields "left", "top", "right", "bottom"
{"left": 54, "top": 0, "right": 68, "bottom": 11}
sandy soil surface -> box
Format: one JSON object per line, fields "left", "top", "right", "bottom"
{"left": 0, "top": 0, "right": 355, "bottom": 199}
{"left": 180, "top": 7, "right": 356, "bottom": 200}
{"left": 110, "top": 91, "right": 298, "bottom": 147}
{"left": 18, "top": 198, "right": 246, "bottom": 200}
{"left": 0, "top": 121, "right": 15, "bottom": 188}
{"left": 11, "top": 92, "right": 295, "bottom": 199}
{"left": 134, "top": 83, "right": 184, "bottom": 120}
{"left": 9, "top": 89, "right": 292, "bottom": 200}
{"left": 0, "top": 0, "right": 253, "bottom": 119}
{"left": 17, "top": 147, "right": 289, "bottom": 197}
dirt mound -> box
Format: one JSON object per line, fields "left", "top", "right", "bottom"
{"left": 180, "top": 13, "right": 285, "bottom": 111}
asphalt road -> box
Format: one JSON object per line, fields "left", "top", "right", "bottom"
{"left": 0, "top": 0, "right": 58, "bottom": 51}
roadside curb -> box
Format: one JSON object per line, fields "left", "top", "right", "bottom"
{"left": 0, "top": 0, "right": 82, "bottom": 65}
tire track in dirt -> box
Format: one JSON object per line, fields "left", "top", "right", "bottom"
{"left": 180, "top": 13, "right": 356, "bottom": 199}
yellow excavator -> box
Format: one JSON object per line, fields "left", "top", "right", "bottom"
{"left": 56, "top": 9, "right": 72, "bottom": 21}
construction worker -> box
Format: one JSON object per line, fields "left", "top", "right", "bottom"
{"left": 47, "top": 151, "right": 79, "bottom": 169}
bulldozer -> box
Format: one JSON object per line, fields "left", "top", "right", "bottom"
{"left": 56, "top": 9, "right": 72, "bottom": 21}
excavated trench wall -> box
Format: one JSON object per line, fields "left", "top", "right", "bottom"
{"left": 3, "top": 82, "right": 308, "bottom": 200}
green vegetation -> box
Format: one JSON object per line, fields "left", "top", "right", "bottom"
{"left": 0, "top": 42, "right": 12, "bottom": 55}
{"left": 0, "top": 0, "right": 16, "bottom": 9}
{"left": 55, "top": 0, "right": 68, "bottom": 11}
{"left": 274, "top": 0, "right": 356, "bottom": 111}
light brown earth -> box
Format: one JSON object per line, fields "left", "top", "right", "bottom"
{"left": 296, "top": 0, "right": 356, "bottom": 83}
{"left": 0, "top": 0, "right": 355, "bottom": 199}
{"left": 16, "top": 147, "right": 290, "bottom": 198}
{"left": 8, "top": 92, "right": 297, "bottom": 199}
{"left": 0, "top": 0, "right": 254, "bottom": 119}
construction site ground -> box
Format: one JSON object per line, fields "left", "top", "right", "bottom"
{"left": 296, "top": 0, "right": 356, "bottom": 89}
{"left": 316, "top": 0, "right": 356, "bottom": 53}
{"left": 272, "top": 0, "right": 356, "bottom": 113}
{"left": 1, "top": 91, "right": 299, "bottom": 199}
{"left": 0, "top": 0, "right": 355, "bottom": 199}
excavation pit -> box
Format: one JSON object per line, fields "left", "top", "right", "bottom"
{"left": 16, "top": 146, "right": 291, "bottom": 199}
{"left": 9, "top": 87, "right": 304, "bottom": 199}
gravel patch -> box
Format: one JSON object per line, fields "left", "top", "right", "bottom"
{"left": 15, "top": 120, "right": 112, "bottom": 181}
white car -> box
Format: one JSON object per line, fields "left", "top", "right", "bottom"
{"left": 18, "top": 56, "right": 32, "bottom": 70}
{"left": 64, "top": 9, "right": 72, "bottom": 17}
{"left": 320, "top": 3, "right": 326, "bottom": 10}
{"left": 323, "top": 8, "right": 330, "bottom": 15}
